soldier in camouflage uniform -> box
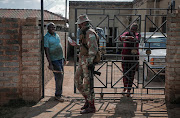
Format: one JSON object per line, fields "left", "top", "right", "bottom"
{"left": 70, "top": 14, "right": 98, "bottom": 114}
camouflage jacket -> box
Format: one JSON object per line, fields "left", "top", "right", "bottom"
{"left": 79, "top": 27, "right": 98, "bottom": 65}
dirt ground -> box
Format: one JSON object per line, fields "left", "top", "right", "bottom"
{"left": 1, "top": 60, "right": 180, "bottom": 118}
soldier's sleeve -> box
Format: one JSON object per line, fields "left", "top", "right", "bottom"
{"left": 86, "top": 31, "right": 98, "bottom": 64}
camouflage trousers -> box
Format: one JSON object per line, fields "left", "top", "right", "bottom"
{"left": 74, "top": 63, "right": 95, "bottom": 102}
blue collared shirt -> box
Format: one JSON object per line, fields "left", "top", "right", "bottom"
{"left": 44, "top": 32, "right": 64, "bottom": 61}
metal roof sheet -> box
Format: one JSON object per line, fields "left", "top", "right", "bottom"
{"left": 0, "top": 9, "right": 65, "bottom": 21}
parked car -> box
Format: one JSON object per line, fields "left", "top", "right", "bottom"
{"left": 139, "top": 32, "right": 167, "bottom": 81}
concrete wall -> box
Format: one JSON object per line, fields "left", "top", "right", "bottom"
{"left": 165, "top": 7, "right": 180, "bottom": 102}
{"left": 133, "top": 0, "right": 169, "bottom": 32}
{"left": 68, "top": 1, "right": 133, "bottom": 57}
{"left": 69, "top": 1, "right": 132, "bottom": 37}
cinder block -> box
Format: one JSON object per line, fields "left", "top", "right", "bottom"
{"left": 22, "top": 35, "right": 34, "bottom": 39}
{"left": 11, "top": 46, "right": 20, "bottom": 51}
{"left": 11, "top": 56, "right": 19, "bottom": 61}
{"left": 0, "top": 83, "right": 3, "bottom": 87}
{"left": 22, "top": 62, "right": 41, "bottom": 66}
{"left": 3, "top": 72, "right": 18, "bottom": 77}
{"left": 0, "top": 56, "right": 11, "bottom": 61}
{"left": 0, "top": 72, "right": 3, "bottom": 76}
{"left": 22, "top": 53, "right": 41, "bottom": 57}
{"left": 4, "top": 18, "right": 19, "bottom": 22}
{"left": 26, "top": 17, "right": 38, "bottom": 22}
{"left": 22, "top": 66, "right": 40, "bottom": 71}
{"left": 22, "top": 88, "right": 33, "bottom": 92}
{"left": 0, "top": 29, "right": 3, "bottom": 33}
{"left": 5, "top": 51, "right": 19, "bottom": 55}
{"left": 175, "top": 68, "right": 180, "bottom": 73}
{"left": 0, "top": 50, "right": 3, "bottom": 55}
{"left": 0, "top": 23, "right": 11, "bottom": 28}
{"left": 6, "top": 93, "right": 19, "bottom": 98}
{"left": 5, "top": 40, "right": 19, "bottom": 44}
{"left": 22, "top": 57, "right": 41, "bottom": 61}
{"left": 4, "top": 83, "right": 17, "bottom": 87}
{"left": 0, "top": 40, "right": 2, "bottom": 44}
{"left": 22, "top": 44, "right": 40, "bottom": 48}
{"left": 12, "top": 34, "right": 19, "bottom": 39}
{"left": 12, "top": 23, "right": 19, "bottom": 28}
{"left": 22, "top": 84, "right": 28, "bottom": 87}
{"left": 21, "top": 71, "right": 41, "bottom": 75}
{"left": 0, "top": 35, "right": 10, "bottom": 39}
{"left": 6, "top": 29, "right": 18, "bottom": 34}
{"left": 0, "top": 67, "right": 11, "bottom": 71}
{"left": 22, "top": 95, "right": 34, "bottom": 101}
{"left": 0, "top": 88, "right": 10, "bottom": 92}
{"left": 11, "top": 67, "right": 19, "bottom": 71}
{"left": 12, "top": 78, "right": 19, "bottom": 82}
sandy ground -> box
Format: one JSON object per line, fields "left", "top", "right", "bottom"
{"left": 2, "top": 60, "right": 180, "bottom": 118}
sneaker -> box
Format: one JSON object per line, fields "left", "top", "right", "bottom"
{"left": 55, "top": 96, "right": 64, "bottom": 102}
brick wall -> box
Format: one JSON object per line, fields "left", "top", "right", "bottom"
{"left": 166, "top": 8, "right": 180, "bottom": 102}
{"left": 0, "top": 17, "right": 22, "bottom": 105}
{"left": 21, "top": 18, "right": 42, "bottom": 101}
{"left": 0, "top": 17, "right": 67, "bottom": 105}
{"left": 0, "top": 17, "right": 43, "bottom": 105}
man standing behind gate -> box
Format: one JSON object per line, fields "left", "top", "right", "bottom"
{"left": 119, "top": 23, "right": 141, "bottom": 97}
{"left": 69, "top": 14, "right": 98, "bottom": 114}
{"left": 44, "top": 22, "right": 65, "bottom": 102}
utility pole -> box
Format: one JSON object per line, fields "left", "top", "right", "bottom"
{"left": 41, "top": 0, "right": 44, "bottom": 98}
{"left": 64, "top": 0, "right": 68, "bottom": 59}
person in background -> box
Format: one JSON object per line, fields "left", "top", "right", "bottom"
{"left": 119, "top": 23, "right": 140, "bottom": 97}
{"left": 44, "top": 22, "right": 66, "bottom": 102}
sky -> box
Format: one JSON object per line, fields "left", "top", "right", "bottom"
{"left": 0, "top": 0, "right": 133, "bottom": 17}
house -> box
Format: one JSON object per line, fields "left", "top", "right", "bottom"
{"left": 69, "top": 0, "right": 179, "bottom": 54}
{"left": 0, "top": 9, "right": 66, "bottom": 27}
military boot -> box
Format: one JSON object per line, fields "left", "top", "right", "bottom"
{"left": 81, "top": 100, "right": 89, "bottom": 110}
{"left": 80, "top": 100, "right": 96, "bottom": 114}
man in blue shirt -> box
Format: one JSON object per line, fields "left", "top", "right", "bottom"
{"left": 44, "top": 22, "right": 65, "bottom": 102}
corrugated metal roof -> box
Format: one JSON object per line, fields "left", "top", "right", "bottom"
{"left": 0, "top": 9, "right": 65, "bottom": 21}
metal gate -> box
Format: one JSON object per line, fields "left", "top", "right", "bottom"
{"left": 73, "top": 7, "right": 174, "bottom": 96}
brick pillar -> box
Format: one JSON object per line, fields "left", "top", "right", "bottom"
{"left": 0, "top": 17, "right": 43, "bottom": 106}
{"left": 166, "top": 8, "right": 180, "bottom": 102}
{"left": 0, "top": 18, "right": 21, "bottom": 105}
{"left": 21, "top": 17, "right": 42, "bottom": 101}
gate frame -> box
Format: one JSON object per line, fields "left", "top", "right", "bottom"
{"left": 73, "top": 7, "right": 173, "bottom": 95}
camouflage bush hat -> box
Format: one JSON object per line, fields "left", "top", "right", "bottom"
{"left": 75, "top": 14, "right": 91, "bottom": 25}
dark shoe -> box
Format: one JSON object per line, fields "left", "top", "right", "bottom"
{"left": 80, "top": 106, "right": 96, "bottom": 114}
{"left": 55, "top": 96, "right": 64, "bottom": 102}
{"left": 126, "top": 91, "right": 131, "bottom": 97}
{"left": 81, "top": 101, "right": 89, "bottom": 110}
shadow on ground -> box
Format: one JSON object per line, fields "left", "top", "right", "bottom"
{"left": 0, "top": 96, "right": 179, "bottom": 118}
